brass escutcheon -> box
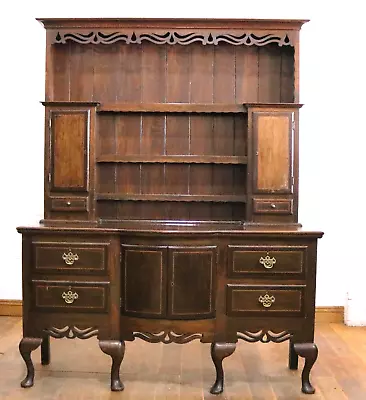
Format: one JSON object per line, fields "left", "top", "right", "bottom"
{"left": 258, "top": 293, "right": 275, "bottom": 308}
{"left": 62, "top": 249, "right": 79, "bottom": 266}
{"left": 259, "top": 253, "right": 276, "bottom": 269}
{"left": 62, "top": 290, "right": 79, "bottom": 304}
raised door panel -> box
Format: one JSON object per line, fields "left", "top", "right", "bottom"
{"left": 121, "top": 245, "right": 167, "bottom": 318}
{"left": 253, "top": 111, "right": 294, "bottom": 194}
{"left": 50, "top": 111, "right": 89, "bottom": 192}
{"left": 168, "top": 246, "right": 217, "bottom": 319}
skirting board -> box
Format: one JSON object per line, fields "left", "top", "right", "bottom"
{"left": 0, "top": 300, "right": 22, "bottom": 317}
{"left": 0, "top": 300, "right": 344, "bottom": 323}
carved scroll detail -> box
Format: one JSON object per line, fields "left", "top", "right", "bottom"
{"left": 133, "top": 331, "right": 202, "bottom": 344}
{"left": 44, "top": 326, "right": 99, "bottom": 339}
{"left": 54, "top": 31, "right": 293, "bottom": 47}
{"left": 237, "top": 330, "right": 292, "bottom": 343}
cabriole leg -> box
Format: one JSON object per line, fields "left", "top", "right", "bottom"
{"left": 293, "top": 343, "right": 318, "bottom": 394}
{"left": 210, "top": 342, "right": 236, "bottom": 395}
{"left": 99, "top": 340, "right": 125, "bottom": 391}
{"left": 19, "top": 337, "right": 42, "bottom": 388}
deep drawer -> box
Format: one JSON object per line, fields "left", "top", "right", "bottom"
{"left": 33, "top": 241, "right": 109, "bottom": 274}
{"left": 32, "top": 280, "right": 109, "bottom": 313}
{"left": 228, "top": 245, "right": 306, "bottom": 277}
{"left": 226, "top": 284, "right": 304, "bottom": 317}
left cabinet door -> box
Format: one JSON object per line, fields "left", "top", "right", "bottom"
{"left": 44, "top": 103, "right": 98, "bottom": 220}
{"left": 121, "top": 245, "right": 168, "bottom": 318}
{"left": 50, "top": 110, "right": 88, "bottom": 193}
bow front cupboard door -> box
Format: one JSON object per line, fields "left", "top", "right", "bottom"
{"left": 121, "top": 244, "right": 217, "bottom": 320}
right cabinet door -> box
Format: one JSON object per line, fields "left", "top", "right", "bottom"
{"left": 253, "top": 109, "right": 294, "bottom": 194}
{"left": 167, "top": 246, "right": 217, "bottom": 319}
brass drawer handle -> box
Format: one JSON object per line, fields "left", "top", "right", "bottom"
{"left": 259, "top": 254, "right": 276, "bottom": 269}
{"left": 62, "top": 290, "right": 79, "bottom": 304}
{"left": 62, "top": 249, "right": 79, "bottom": 265}
{"left": 258, "top": 293, "right": 275, "bottom": 308}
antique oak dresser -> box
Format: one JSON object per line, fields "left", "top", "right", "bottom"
{"left": 17, "top": 18, "right": 323, "bottom": 395}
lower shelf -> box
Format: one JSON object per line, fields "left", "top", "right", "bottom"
{"left": 96, "top": 194, "right": 247, "bottom": 203}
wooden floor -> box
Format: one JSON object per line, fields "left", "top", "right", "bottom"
{"left": 1, "top": 317, "right": 366, "bottom": 399}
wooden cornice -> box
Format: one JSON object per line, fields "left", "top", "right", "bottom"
{"left": 37, "top": 18, "right": 308, "bottom": 47}
{"left": 36, "top": 18, "right": 309, "bottom": 31}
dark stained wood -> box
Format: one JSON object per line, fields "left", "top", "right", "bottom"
{"left": 168, "top": 246, "right": 217, "bottom": 319}
{"left": 98, "top": 103, "right": 246, "bottom": 113}
{"left": 95, "top": 194, "right": 247, "bottom": 203}
{"left": 122, "top": 245, "right": 167, "bottom": 318}
{"left": 97, "top": 155, "right": 248, "bottom": 164}
{"left": 69, "top": 42, "right": 94, "bottom": 101}
{"left": 51, "top": 111, "right": 88, "bottom": 191}
{"left": 18, "top": 17, "right": 322, "bottom": 395}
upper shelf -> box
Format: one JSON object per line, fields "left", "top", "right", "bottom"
{"left": 98, "top": 103, "right": 246, "bottom": 114}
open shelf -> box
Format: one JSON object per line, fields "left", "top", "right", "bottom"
{"left": 98, "top": 103, "right": 246, "bottom": 113}
{"left": 96, "top": 155, "right": 248, "bottom": 164}
{"left": 96, "top": 194, "right": 247, "bottom": 203}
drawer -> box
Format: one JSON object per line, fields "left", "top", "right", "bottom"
{"left": 226, "top": 284, "right": 304, "bottom": 317}
{"left": 253, "top": 198, "right": 293, "bottom": 215}
{"left": 32, "top": 280, "right": 109, "bottom": 313}
{"left": 228, "top": 245, "right": 306, "bottom": 277}
{"left": 33, "top": 241, "right": 109, "bottom": 274}
{"left": 50, "top": 197, "right": 89, "bottom": 212}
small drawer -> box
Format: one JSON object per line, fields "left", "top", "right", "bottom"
{"left": 50, "top": 197, "right": 89, "bottom": 212}
{"left": 33, "top": 241, "right": 109, "bottom": 274}
{"left": 253, "top": 198, "right": 293, "bottom": 215}
{"left": 226, "top": 284, "right": 304, "bottom": 317}
{"left": 228, "top": 245, "right": 306, "bottom": 277}
{"left": 32, "top": 280, "right": 109, "bottom": 313}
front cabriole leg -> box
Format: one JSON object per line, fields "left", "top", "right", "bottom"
{"left": 293, "top": 343, "right": 318, "bottom": 394}
{"left": 210, "top": 342, "right": 236, "bottom": 394}
{"left": 99, "top": 340, "right": 125, "bottom": 391}
{"left": 19, "top": 337, "right": 43, "bottom": 388}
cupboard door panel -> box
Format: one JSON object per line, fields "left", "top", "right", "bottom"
{"left": 121, "top": 245, "right": 167, "bottom": 318}
{"left": 50, "top": 111, "right": 88, "bottom": 192}
{"left": 168, "top": 246, "right": 217, "bottom": 319}
{"left": 253, "top": 111, "right": 294, "bottom": 193}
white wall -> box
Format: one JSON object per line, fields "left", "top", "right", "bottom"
{"left": 2, "top": 1, "right": 365, "bottom": 312}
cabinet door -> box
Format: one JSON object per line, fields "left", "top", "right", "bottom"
{"left": 252, "top": 109, "right": 294, "bottom": 194}
{"left": 49, "top": 110, "right": 89, "bottom": 193}
{"left": 121, "top": 245, "right": 167, "bottom": 318}
{"left": 168, "top": 246, "right": 217, "bottom": 319}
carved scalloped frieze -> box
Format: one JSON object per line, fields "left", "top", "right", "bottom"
{"left": 237, "top": 330, "right": 292, "bottom": 343}
{"left": 53, "top": 31, "right": 293, "bottom": 47}
{"left": 44, "top": 326, "right": 99, "bottom": 339}
{"left": 133, "top": 331, "right": 203, "bottom": 344}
